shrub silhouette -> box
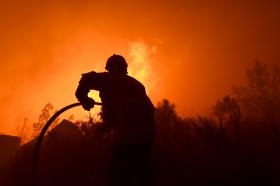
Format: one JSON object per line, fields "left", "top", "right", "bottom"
{"left": 5, "top": 97, "right": 280, "bottom": 186}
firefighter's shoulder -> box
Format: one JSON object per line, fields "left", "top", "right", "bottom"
{"left": 125, "top": 75, "right": 146, "bottom": 92}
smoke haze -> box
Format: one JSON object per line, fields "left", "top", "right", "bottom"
{"left": 0, "top": 0, "right": 280, "bottom": 134}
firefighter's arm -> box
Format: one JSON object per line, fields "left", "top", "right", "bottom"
{"left": 75, "top": 71, "right": 99, "bottom": 111}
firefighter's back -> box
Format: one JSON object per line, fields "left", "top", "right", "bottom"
{"left": 100, "top": 73, "right": 156, "bottom": 144}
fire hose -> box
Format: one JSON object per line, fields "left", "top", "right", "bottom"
{"left": 32, "top": 102, "right": 102, "bottom": 185}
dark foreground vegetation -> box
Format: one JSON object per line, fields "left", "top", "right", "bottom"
{"left": 0, "top": 61, "right": 279, "bottom": 186}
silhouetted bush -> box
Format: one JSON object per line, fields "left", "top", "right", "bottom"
{"left": 3, "top": 97, "right": 279, "bottom": 186}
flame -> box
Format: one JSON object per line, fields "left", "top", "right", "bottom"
{"left": 128, "top": 42, "right": 158, "bottom": 94}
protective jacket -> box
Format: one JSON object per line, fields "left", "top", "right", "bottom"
{"left": 75, "top": 71, "right": 156, "bottom": 144}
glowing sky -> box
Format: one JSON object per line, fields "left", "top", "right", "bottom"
{"left": 0, "top": 0, "right": 279, "bottom": 135}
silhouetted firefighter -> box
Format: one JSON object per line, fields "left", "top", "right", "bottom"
{"left": 76, "top": 54, "right": 156, "bottom": 186}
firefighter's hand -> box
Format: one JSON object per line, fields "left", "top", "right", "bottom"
{"left": 81, "top": 98, "right": 95, "bottom": 111}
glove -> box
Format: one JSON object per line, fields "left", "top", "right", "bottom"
{"left": 81, "top": 98, "right": 95, "bottom": 111}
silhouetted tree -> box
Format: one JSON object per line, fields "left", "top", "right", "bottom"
{"left": 233, "top": 60, "right": 280, "bottom": 123}
{"left": 32, "top": 103, "right": 60, "bottom": 137}
{"left": 213, "top": 95, "right": 241, "bottom": 128}
{"left": 17, "top": 117, "right": 30, "bottom": 144}
{"left": 155, "top": 99, "right": 178, "bottom": 126}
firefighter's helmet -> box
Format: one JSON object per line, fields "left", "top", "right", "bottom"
{"left": 105, "top": 54, "right": 128, "bottom": 74}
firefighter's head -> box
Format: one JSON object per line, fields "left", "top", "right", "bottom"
{"left": 105, "top": 54, "right": 128, "bottom": 75}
